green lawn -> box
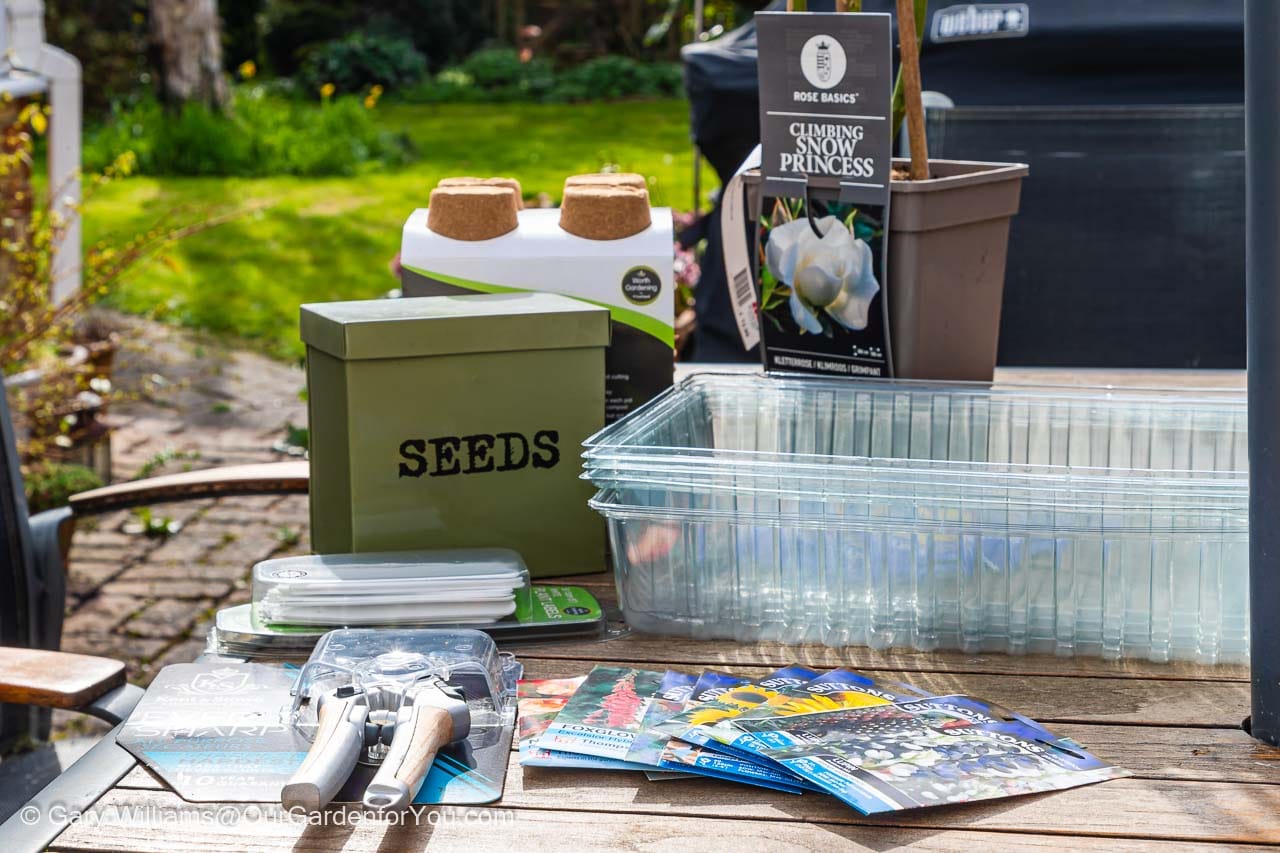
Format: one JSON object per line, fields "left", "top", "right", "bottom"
{"left": 84, "top": 99, "right": 714, "bottom": 360}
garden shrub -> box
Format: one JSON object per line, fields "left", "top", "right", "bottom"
{"left": 549, "top": 56, "right": 684, "bottom": 102}
{"left": 262, "top": 0, "right": 490, "bottom": 75}
{"left": 261, "top": 0, "right": 363, "bottom": 77}
{"left": 83, "top": 87, "right": 412, "bottom": 177}
{"left": 457, "top": 49, "right": 557, "bottom": 101}
{"left": 399, "top": 51, "right": 684, "bottom": 105}
{"left": 297, "top": 32, "right": 428, "bottom": 95}
{"left": 23, "top": 462, "right": 104, "bottom": 514}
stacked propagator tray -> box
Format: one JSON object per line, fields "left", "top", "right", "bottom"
{"left": 583, "top": 373, "right": 1248, "bottom": 664}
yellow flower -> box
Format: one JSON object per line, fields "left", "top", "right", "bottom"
{"left": 238, "top": 60, "right": 257, "bottom": 79}
{"left": 30, "top": 110, "right": 47, "bottom": 136}
{"left": 319, "top": 83, "right": 336, "bottom": 100}
{"left": 370, "top": 84, "right": 384, "bottom": 97}
{"left": 363, "top": 95, "right": 376, "bottom": 110}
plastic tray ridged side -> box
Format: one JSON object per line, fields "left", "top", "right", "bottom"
{"left": 584, "top": 374, "right": 1248, "bottom": 664}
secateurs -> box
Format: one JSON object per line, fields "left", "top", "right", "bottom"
{"left": 283, "top": 628, "right": 519, "bottom": 813}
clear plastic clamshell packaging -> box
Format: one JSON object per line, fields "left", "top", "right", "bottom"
{"left": 254, "top": 549, "right": 529, "bottom": 627}
{"left": 583, "top": 373, "right": 1248, "bottom": 664}
{"left": 291, "top": 628, "right": 520, "bottom": 732}
{"left": 210, "top": 549, "right": 608, "bottom": 659}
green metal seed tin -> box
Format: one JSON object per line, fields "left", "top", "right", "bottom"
{"left": 301, "top": 292, "right": 610, "bottom": 576}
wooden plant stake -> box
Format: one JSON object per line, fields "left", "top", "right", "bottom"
{"left": 895, "top": 0, "right": 930, "bottom": 180}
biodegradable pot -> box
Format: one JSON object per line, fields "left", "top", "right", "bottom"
{"left": 888, "top": 158, "right": 1029, "bottom": 381}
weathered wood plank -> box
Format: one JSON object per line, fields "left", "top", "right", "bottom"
{"left": 67, "top": 763, "right": 1280, "bottom": 847}
{"left": 524, "top": 589, "right": 1249, "bottom": 683}
{"left": 70, "top": 461, "right": 308, "bottom": 516}
{"left": 499, "top": 756, "right": 1280, "bottom": 844}
{"left": 110, "top": 721, "right": 1276, "bottom": 792}
{"left": 1052, "top": 724, "right": 1280, "bottom": 784}
{"left": 516, "top": 658, "right": 1251, "bottom": 728}
{"left": 49, "top": 787, "right": 1277, "bottom": 852}
{"left": 990, "top": 367, "right": 1245, "bottom": 391}
{"left": 0, "top": 647, "right": 125, "bottom": 710}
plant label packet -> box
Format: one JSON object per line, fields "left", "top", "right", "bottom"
{"left": 536, "top": 666, "right": 665, "bottom": 761}
{"left": 517, "top": 676, "right": 652, "bottom": 771}
{"left": 752, "top": 12, "right": 895, "bottom": 378}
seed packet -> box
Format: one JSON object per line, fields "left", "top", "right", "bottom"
{"left": 535, "top": 666, "right": 665, "bottom": 761}
{"left": 650, "top": 665, "right": 817, "bottom": 742}
{"left": 738, "top": 697, "right": 983, "bottom": 755}
{"left": 699, "top": 668, "right": 927, "bottom": 753}
{"left": 656, "top": 738, "right": 808, "bottom": 795}
{"left": 517, "top": 677, "right": 654, "bottom": 771}
{"left": 644, "top": 669, "right": 814, "bottom": 792}
{"left": 760, "top": 705, "right": 1129, "bottom": 813}
{"left": 625, "top": 670, "right": 698, "bottom": 766}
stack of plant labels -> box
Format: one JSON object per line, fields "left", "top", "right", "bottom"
{"left": 208, "top": 549, "right": 609, "bottom": 659}
{"left": 252, "top": 549, "right": 527, "bottom": 627}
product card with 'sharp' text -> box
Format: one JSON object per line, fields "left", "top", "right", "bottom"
{"left": 754, "top": 11, "right": 895, "bottom": 379}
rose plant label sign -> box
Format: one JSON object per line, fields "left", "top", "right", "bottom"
{"left": 754, "top": 11, "right": 895, "bottom": 378}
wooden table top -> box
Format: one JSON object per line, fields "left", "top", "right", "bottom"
{"left": 49, "top": 569, "right": 1278, "bottom": 852}
{"left": 51, "top": 367, "right": 1274, "bottom": 852}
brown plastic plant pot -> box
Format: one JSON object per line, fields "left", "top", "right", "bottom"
{"left": 888, "top": 158, "right": 1029, "bottom": 382}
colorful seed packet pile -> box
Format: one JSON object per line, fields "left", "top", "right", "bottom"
{"left": 520, "top": 665, "right": 1129, "bottom": 814}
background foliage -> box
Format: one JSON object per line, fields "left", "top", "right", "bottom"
{"left": 45, "top": 0, "right": 766, "bottom": 119}
{"left": 84, "top": 88, "right": 411, "bottom": 177}
{"left": 296, "top": 33, "right": 428, "bottom": 95}
{"left": 405, "top": 50, "right": 683, "bottom": 103}
{"left": 88, "top": 99, "right": 715, "bottom": 360}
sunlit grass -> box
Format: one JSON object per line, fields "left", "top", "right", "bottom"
{"left": 83, "top": 99, "right": 715, "bottom": 360}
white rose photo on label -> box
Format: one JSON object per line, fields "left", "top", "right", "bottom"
{"left": 758, "top": 198, "right": 882, "bottom": 339}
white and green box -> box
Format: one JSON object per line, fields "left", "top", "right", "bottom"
{"left": 301, "top": 292, "right": 610, "bottom": 577}
{"left": 400, "top": 207, "right": 674, "bottom": 424}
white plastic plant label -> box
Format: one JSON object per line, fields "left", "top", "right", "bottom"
{"left": 722, "top": 145, "right": 763, "bottom": 352}
{"left": 756, "top": 11, "right": 893, "bottom": 206}
{"left": 753, "top": 11, "right": 895, "bottom": 378}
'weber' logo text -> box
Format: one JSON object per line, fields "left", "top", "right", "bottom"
{"left": 932, "top": 4, "right": 1029, "bottom": 42}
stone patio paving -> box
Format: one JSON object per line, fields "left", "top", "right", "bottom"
{"left": 53, "top": 313, "right": 310, "bottom": 735}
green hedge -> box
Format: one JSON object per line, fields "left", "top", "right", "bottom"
{"left": 401, "top": 50, "right": 684, "bottom": 104}
{"left": 297, "top": 32, "right": 428, "bottom": 95}
{"left": 84, "top": 87, "right": 412, "bottom": 177}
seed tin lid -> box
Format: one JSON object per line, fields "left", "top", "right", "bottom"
{"left": 301, "top": 292, "right": 610, "bottom": 361}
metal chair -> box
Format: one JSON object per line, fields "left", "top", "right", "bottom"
{"left": 0, "top": 379, "right": 308, "bottom": 819}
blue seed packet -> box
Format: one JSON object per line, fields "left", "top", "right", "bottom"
{"left": 752, "top": 696, "right": 1130, "bottom": 813}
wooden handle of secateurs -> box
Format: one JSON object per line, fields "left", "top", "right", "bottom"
{"left": 362, "top": 703, "right": 454, "bottom": 811}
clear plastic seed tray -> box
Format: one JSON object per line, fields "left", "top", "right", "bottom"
{"left": 583, "top": 374, "right": 1248, "bottom": 664}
